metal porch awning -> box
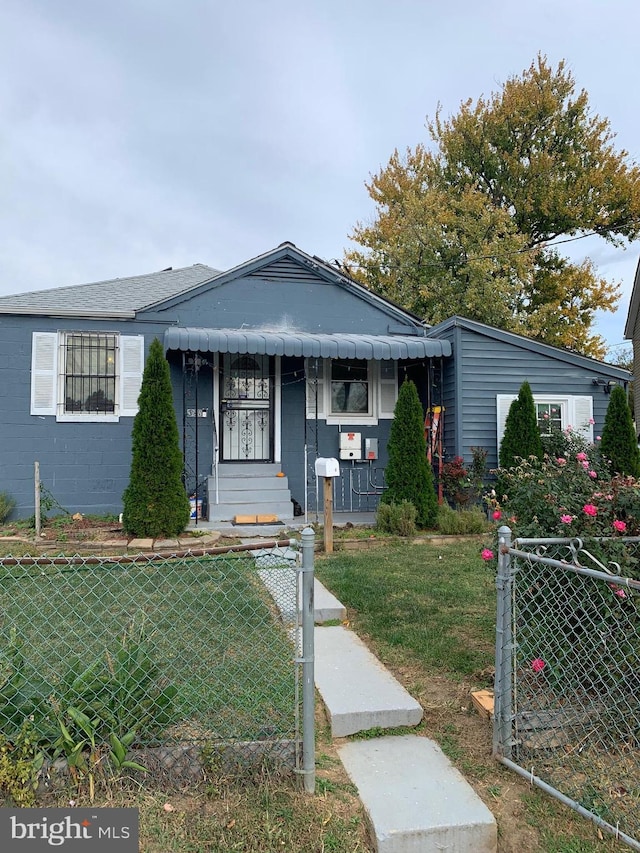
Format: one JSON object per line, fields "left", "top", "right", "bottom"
{"left": 164, "top": 327, "right": 451, "bottom": 360}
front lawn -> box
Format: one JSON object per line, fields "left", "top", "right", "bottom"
{"left": 316, "top": 539, "right": 495, "bottom": 676}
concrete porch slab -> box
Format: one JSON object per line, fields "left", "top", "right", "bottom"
{"left": 339, "top": 735, "right": 497, "bottom": 853}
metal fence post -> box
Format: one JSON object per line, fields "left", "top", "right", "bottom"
{"left": 494, "top": 525, "right": 513, "bottom": 761}
{"left": 300, "top": 526, "right": 316, "bottom": 793}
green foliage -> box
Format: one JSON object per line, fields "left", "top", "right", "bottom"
{"left": 491, "top": 437, "right": 640, "bottom": 578}
{"left": 0, "top": 492, "right": 15, "bottom": 524}
{"left": 122, "top": 338, "right": 190, "bottom": 537}
{"left": 375, "top": 500, "right": 417, "bottom": 536}
{"left": 346, "top": 55, "right": 639, "bottom": 358}
{"left": 599, "top": 384, "right": 640, "bottom": 477}
{"left": 381, "top": 379, "right": 438, "bottom": 528}
{"left": 0, "top": 724, "right": 43, "bottom": 806}
{"left": 499, "top": 381, "right": 543, "bottom": 471}
{"left": 436, "top": 505, "right": 488, "bottom": 535}
{"left": 0, "top": 621, "right": 176, "bottom": 800}
{"left": 440, "top": 447, "right": 487, "bottom": 508}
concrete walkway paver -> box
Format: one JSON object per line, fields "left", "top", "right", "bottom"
{"left": 339, "top": 735, "right": 497, "bottom": 853}
{"left": 314, "top": 626, "right": 423, "bottom": 736}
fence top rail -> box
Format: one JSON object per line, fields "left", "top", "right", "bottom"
{"left": 515, "top": 535, "right": 640, "bottom": 546}
{"left": 0, "top": 539, "right": 299, "bottom": 568}
{"left": 506, "top": 545, "right": 640, "bottom": 590}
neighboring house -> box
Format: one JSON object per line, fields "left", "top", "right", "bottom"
{"left": 623, "top": 257, "right": 640, "bottom": 427}
{"left": 0, "top": 242, "right": 631, "bottom": 522}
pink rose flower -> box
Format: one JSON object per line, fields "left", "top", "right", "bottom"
{"left": 588, "top": 418, "right": 595, "bottom": 425}
{"left": 556, "top": 457, "right": 567, "bottom": 466}
{"left": 581, "top": 460, "right": 589, "bottom": 469}
{"left": 576, "top": 452, "right": 588, "bottom": 461}
{"left": 492, "top": 510, "right": 501, "bottom": 520}
{"left": 609, "top": 583, "right": 627, "bottom": 599}
{"left": 481, "top": 548, "right": 494, "bottom": 561}
{"left": 583, "top": 504, "right": 598, "bottom": 517}
{"left": 531, "top": 658, "right": 545, "bottom": 673}
{"left": 588, "top": 471, "right": 597, "bottom": 479}
{"left": 613, "top": 520, "right": 627, "bottom": 533}
{"left": 560, "top": 514, "right": 573, "bottom": 524}
{"left": 596, "top": 435, "right": 601, "bottom": 441}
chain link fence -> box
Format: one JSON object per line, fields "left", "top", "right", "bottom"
{"left": 0, "top": 535, "right": 315, "bottom": 791}
{"left": 494, "top": 529, "right": 640, "bottom": 850}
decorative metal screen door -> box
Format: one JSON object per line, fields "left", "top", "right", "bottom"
{"left": 220, "top": 354, "right": 273, "bottom": 461}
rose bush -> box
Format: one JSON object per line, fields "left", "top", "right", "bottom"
{"left": 487, "top": 426, "right": 640, "bottom": 578}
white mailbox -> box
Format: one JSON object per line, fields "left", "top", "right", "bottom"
{"left": 315, "top": 457, "right": 340, "bottom": 478}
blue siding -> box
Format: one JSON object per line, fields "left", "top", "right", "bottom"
{"left": 451, "top": 325, "right": 622, "bottom": 470}
{"left": 0, "top": 315, "right": 166, "bottom": 518}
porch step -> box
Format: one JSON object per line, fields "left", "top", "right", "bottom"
{"left": 314, "top": 626, "right": 423, "bottom": 736}
{"left": 339, "top": 735, "right": 497, "bottom": 852}
{"left": 207, "top": 464, "right": 294, "bottom": 522}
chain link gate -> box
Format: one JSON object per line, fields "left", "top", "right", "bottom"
{"left": 494, "top": 528, "right": 640, "bottom": 849}
{"left": 0, "top": 533, "right": 315, "bottom": 793}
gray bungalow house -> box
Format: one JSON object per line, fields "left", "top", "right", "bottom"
{"left": 0, "top": 242, "right": 631, "bottom": 522}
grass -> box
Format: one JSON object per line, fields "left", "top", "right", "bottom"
{"left": 316, "top": 539, "right": 496, "bottom": 676}
{"left": 1, "top": 537, "right": 627, "bottom": 851}
{"left": 0, "top": 553, "right": 296, "bottom": 742}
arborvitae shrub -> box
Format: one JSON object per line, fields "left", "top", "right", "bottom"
{"left": 499, "top": 380, "right": 543, "bottom": 470}
{"left": 381, "top": 379, "right": 438, "bottom": 528}
{"left": 600, "top": 384, "right": 640, "bottom": 477}
{"left": 122, "top": 339, "right": 191, "bottom": 537}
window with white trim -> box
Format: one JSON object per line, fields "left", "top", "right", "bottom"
{"left": 496, "top": 394, "right": 594, "bottom": 447}
{"left": 305, "top": 358, "right": 397, "bottom": 424}
{"left": 31, "top": 331, "right": 144, "bottom": 422}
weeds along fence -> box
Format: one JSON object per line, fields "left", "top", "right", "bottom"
{"left": 0, "top": 532, "right": 316, "bottom": 793}
{"left": 494, "top": 527, "right": 640, "bottom": 850}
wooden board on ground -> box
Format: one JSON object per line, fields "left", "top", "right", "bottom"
{"left": 471, "top": 689, "right": 494, "bottom": 720}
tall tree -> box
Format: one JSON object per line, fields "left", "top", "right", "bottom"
{"left": 122, "top": 338, "right": 191, "bottom": 538}
{"left": 346, "top": 56, "right": 640, "bottom": 358}
{"left": 599, "top": 384, "right": 640, "bottom": 477}
{"left": 381, "top": 379, "right": 438, "bottom": 528}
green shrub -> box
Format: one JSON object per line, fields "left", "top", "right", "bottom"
{"left": 0, "top": 492, "right": 15, "bottom": 524}
{"left": 436, "top": 505, "right": 487, "bottom": 535}
{"left": 499, "top": 380, "right": 543, "bottom": 470}
{"left": 122, "top": 338, "right": 191, "bottom": 537}
{"left": 381, "top": 379, "right": 438, "bottom": 528}
{"left": 600, "top": 384, "right": 640, "bottom": 477}
{"left": 0, "top": 724, "right": 43, "bottom": 806}
{"left": 376, "top": 501, "right": 417, "bottom": 536}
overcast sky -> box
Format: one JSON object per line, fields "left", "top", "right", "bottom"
{"left": 1, "top": 0, "right": 639, "bottom": 353}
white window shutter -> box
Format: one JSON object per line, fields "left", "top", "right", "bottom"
{"left": 305, "top": 358, "right": 326, "bottom": 419}
{"left": 570, "top": 396, "right": 594, "bottom": 442}
{"left": 496, "top": 394, "right": 517, "bottom": 449}
{"left": 120, "top": 336, "right": 144, "bottom": 416}
{"left": 379, "top": 360, "right": 398, "bottom": 418}
{"left": 30, "top": 332, "right": 58, "bottom": 416}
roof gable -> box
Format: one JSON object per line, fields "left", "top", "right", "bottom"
{"left": 624, "top": 257, "right": 640, "bottom": 339}
{"left": 145, "top": 242, "right": 427, "bottom": 331}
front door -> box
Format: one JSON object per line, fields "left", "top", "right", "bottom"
{"left": 220, "top": 353, "right": 273, "bottom": 461}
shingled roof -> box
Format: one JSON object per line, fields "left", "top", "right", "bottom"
{"left": 0, "top": 263, "right": 220, "bottom": 318}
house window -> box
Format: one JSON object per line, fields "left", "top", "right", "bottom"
{"left": 536, "top": 401, "right": 562, "bottom": 434}
{"left": 496, "top": 394, "right": 594, "bottom": 447}
{"left": 331, "top": 359, "right": 370, "bottom": 415}
{"left": 305, "top": 358, "right": 397, "bottom": 424}
{"left": 30, "top": 331, "right": 144, "bottom": 422}
{"left": 64, "top": 333, "right": 117, "bottom": 414}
